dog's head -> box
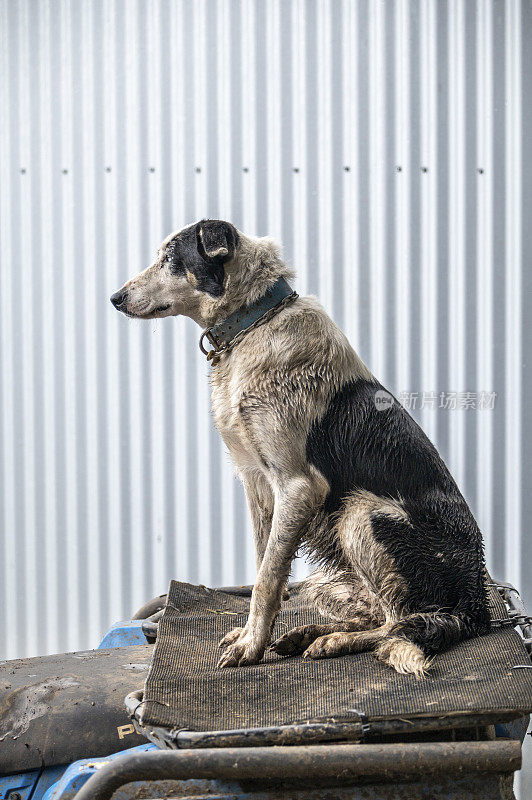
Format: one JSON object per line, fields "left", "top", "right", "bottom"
{"left": 110, "top": 219, "right": 242, "bottom": 324}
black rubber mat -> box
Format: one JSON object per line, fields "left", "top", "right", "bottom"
{"left": 139, "top": 581, "right": 532, "bottom": 731}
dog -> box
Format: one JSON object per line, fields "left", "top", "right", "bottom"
{"left": 111, "top": 219, "right": 490, "bottom": 677}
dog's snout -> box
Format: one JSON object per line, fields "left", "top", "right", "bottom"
{"left": 110, "top": 290, "right": 128, "bottom": 309}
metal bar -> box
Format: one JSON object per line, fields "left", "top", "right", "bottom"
{"left": 131, "top": 594, "right": 167, "bottom": 620}
{"left": 73, "top": 741, "right": 521, "bottom": 800}
{"left": 141, "top": 621, "right": 158, "bottom": 643}
{"left": 169, "top": 712, "right": 522, "bottom": 749}
{"left": 177, "top": 722, "right": 367, "bottom": 748}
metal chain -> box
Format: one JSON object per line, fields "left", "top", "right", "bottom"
{"left": 490, "top": 614, "right": 532, "bottom": 628}
{"left": 199, "top": 291, "right": 299, "bottom": 364}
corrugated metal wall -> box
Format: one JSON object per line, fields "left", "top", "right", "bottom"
{"left": 1, "top": 0, "right": 531, "bottom": 789}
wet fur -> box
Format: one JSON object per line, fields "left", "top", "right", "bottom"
{"left": 112, "top": 219, "right": 490, "bottom": 676}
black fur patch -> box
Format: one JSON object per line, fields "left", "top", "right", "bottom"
{"left": 163, "top": 220, "right": 239, "bottom": 298}
{"left": 306, "top": 379, "right": 455, "bottom": 511}
{"left": 306, "top": 378, "right": 490, "bottom": 636}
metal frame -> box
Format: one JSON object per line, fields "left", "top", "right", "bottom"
{"left": 125, "top": 688, "right": 524, "bottom": 751}
{"left": 73, "top": 741, "right": 521, "bottom": 800}
{"left": 489, "top": 580, "right": 532, "bottom": 656}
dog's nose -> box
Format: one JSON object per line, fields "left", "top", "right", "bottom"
{"left": 110, "top": 290, "right": 127, "bottom": 309}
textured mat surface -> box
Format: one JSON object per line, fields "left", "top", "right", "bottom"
{"left": 139, "top": 581, "right": 532, "bottom": 731}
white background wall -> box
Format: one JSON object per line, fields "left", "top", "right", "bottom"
{"left": 1, "top": 0, "right": 531, "bottom": 792}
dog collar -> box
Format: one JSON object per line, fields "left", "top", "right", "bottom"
{"left": 199, "top": 277, "right": 298, "bottom": 362}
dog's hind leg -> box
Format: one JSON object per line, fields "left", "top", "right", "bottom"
{"left": 271, "top": 569, "right": 380, "bottom": 656}
{"left": 300, "top": 568, "right": 379, "bottom": 622}
{"left": 302, "top": 625, "right": 428, "bottom": 678}
{"left": 270, "top": 616, "right": 375, "bottom": 656}
{"left": 300, "top": 625, "right": 427, "bottom": 678}
{"left": 302, "top": 625, "right": 389, "bottom": 660}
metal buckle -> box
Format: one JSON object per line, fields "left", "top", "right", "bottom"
{"left": 199, "top": 329, "right": 219, "bottom": 361}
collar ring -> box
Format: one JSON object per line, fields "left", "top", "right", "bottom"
{"left": 199, "top": 329, "right": 218, "bottom": 357}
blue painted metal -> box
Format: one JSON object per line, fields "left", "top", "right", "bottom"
{"left": 41, "top": 745, "right": 156, "bottom": 800}
{"left": 494, "top": 716, "right": 530, "bottom": 742}
{"left": 97, "top": 620, "right": 148, "bottom": 649}
{"left": 0, "top": 766, "right": 65, "bottom": 800}
{"left": 31, "top": 766, "right": 69, "bottom": 800}
{"left": 0, "top": 770, "right": 40, "bottom": 800}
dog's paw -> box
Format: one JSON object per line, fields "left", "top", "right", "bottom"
{"left": 303, "top": 632, "right": 351, "bottom": 660}
{"left": 217, "top": 636, "right": 265, "bottom": 668}
{"left": 218, "top": 627, "right": 245, "bottom": 651}
{"left": 270, "top": 624, "right": 325, "bottom": 656}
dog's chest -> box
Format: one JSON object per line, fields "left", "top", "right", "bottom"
{"left": 210, "top": 367, "right": 262, "bottom": 471}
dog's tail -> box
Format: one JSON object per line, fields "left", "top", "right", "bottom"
{"left": 376, "top": 607, "right": 490, "bottom": 678}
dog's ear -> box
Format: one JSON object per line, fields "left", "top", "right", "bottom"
{"left": 196, "top": 220, "right": 238, "bottom": 266}
{"left": 183, "top": 220, "right": 239, "bottom": 297}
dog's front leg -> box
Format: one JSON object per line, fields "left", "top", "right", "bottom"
{"left": 241, "top": 472, "right": 274, "bottom": 572}
{"left": 218, "top": 473, "right": 327, "bottom": 667}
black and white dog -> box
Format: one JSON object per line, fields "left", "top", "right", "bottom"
{"left": 111, "top": 219, "right": 490, "bottom": 677}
